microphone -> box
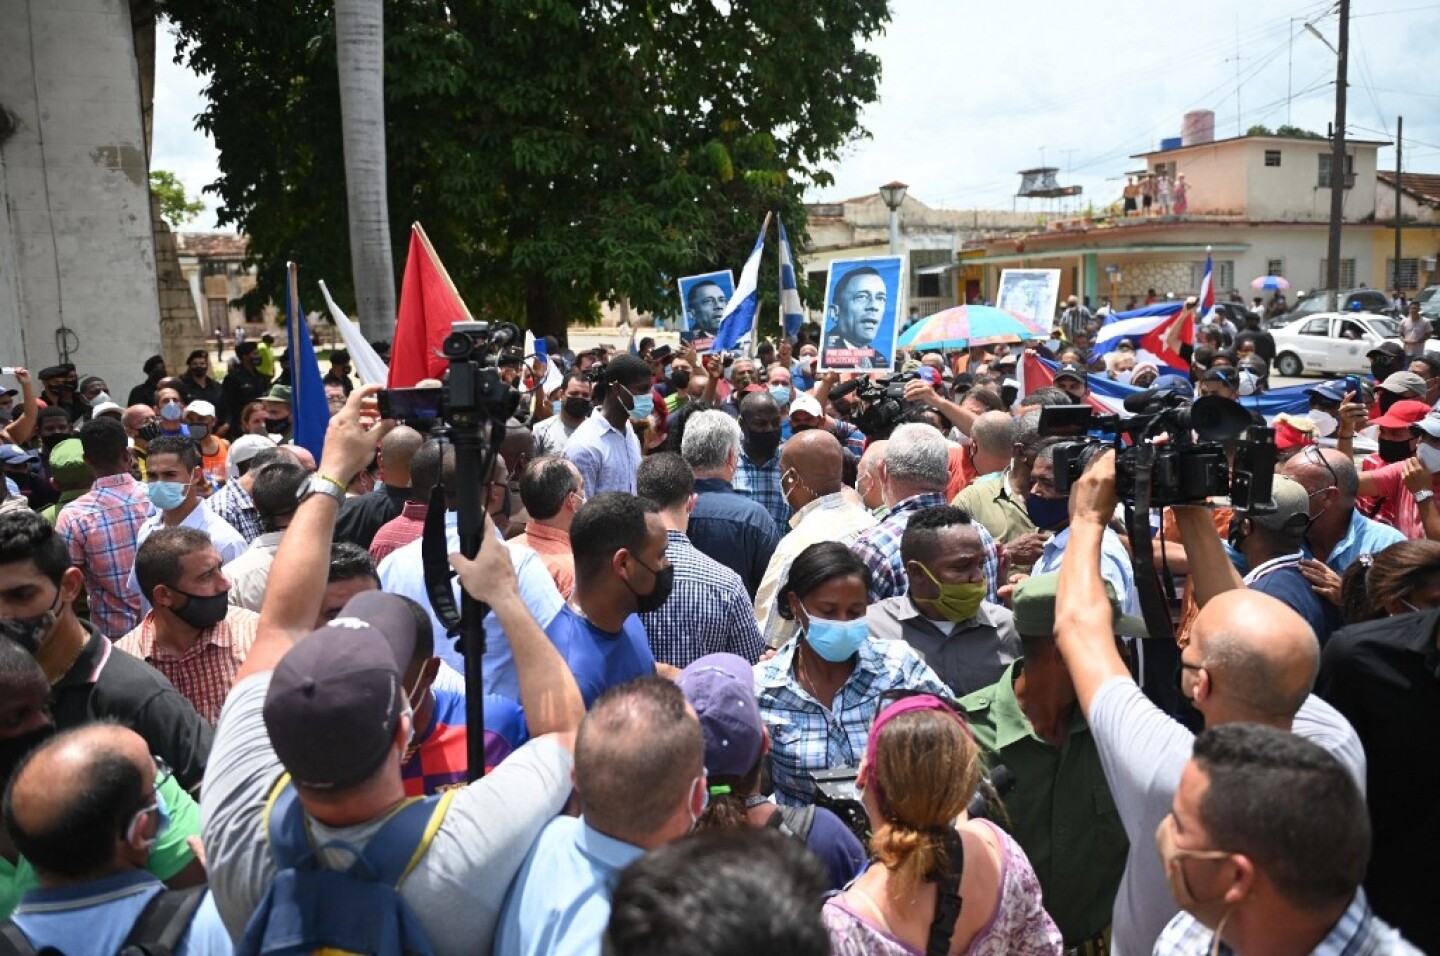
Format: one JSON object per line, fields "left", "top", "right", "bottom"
{"left": 1122, "top": 388, "right": 1160, "bottom": 413}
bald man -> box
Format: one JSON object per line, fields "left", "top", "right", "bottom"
{"left": 334, "top": 424, "right": 424, "bottom": 548}
{"left": 122, "top": 405, "right": 157, "bottom": 480}
{"left": 753, "top": 430, "right": 878, "bottom": 648}
{"left": 1281, "top": 446, "right": 1405, "bottom": 574}
{"left": 969, "top": 410, "right": 1015, "bottom": 480}
{"left": 2, "top": 725, "right": 229, "bottom": 952}
{"left": 1053, "top": 450, "right": 1366, "bottom": 956}
{"left": 855, "top": 439, "right": 888, "bottom": 515}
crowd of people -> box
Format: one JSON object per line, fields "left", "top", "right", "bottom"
{"left": 0, "top": 300, "right": 1435, "bottom": 956}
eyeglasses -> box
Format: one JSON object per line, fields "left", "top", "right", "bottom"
{"left": 1304, "top": 446, "right": 1341, "bottom": 497}
{"left": 153, "top": 755, "right": 173, "bottom": 789}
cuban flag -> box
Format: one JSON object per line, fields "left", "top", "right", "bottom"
{"left": 1197, "top": 248, "right": 1216, "bottom": 321}
{"left": 778, "top": 221, "right": 805, "bottom": 342}
{"left": 1092, "top": 302, "right": 1193, "bottom": 374}
{"left": 710, "top": 213, "right": 772, "bottom": 353}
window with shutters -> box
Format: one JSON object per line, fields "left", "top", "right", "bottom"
{"left": 1319, "top": 258, "right": 1357, "bottom": 289}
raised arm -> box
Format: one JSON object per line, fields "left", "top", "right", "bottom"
{"left": 239, "top": 385, "right": 392, "bottom": 681}
{"left": 1054, "top": 450, "right": 1132, "bottom": 715}
{"left": 904, "top": 379, "right": 977, "bottom": 437}
{"left": 1, "top": 368, "right": 37, "bottom": 445}
{"left": 449, "top": 517, "right": 584, "bottom": 748}
{"left": 1171, "top": 505, "right": 1245, "bottom": 608}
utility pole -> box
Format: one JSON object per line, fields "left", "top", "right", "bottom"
{"left": 1394, "top": 116, "right": 1403, "bottom": 293}
{"left": 1324, "top": 0, "right": 1350, "bottom": 308}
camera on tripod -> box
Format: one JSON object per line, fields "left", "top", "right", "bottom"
{"left": 846, "top": 370, "right": 919, "bottom": 440}
{"left": 1037, "top": 388, "right": 1277, "bottom": 513}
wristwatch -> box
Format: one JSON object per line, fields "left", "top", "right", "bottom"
{"left": 296, "top": 473, "right": 347, "bottom": 506}
{"left": 1415, "top": 489, "right": 1435, "bottom": 506}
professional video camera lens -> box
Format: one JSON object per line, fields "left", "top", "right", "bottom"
{"left": 442, "top": 331, "right": 477, "bottom": 361}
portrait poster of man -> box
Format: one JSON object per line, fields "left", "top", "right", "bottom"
{"left": 819, "top": 256, "right": 904, "bottom": 371}
{"left": 677, "top": 270, "right": 735, "bottom": 344}
{"left": 996, "top": 269, "right": 1061, "bottom": 331}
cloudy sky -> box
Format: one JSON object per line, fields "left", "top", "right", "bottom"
{"left": 153, "top": 0, "right": 1440, "bottom": 229}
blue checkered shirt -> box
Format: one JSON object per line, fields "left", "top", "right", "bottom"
{"left": 640, "top": 530, "right": 766, "bottom": 668}
{"left": 206, "top": 478, "right": 263, "bottom": 544}
{"left": 755, "top": 636, "right": 950, "bottom": 805}
{"left": 734, "top": 449, "right": 792, "bottom": 535}
{"left": 849, "top": 493, "right": 1001, "bottom": 604}
{"left": 1155, "top": 890, "right": 1420, "bottom": 955}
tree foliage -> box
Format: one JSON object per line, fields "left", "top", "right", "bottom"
{"left": 1274, "top": 124, "right": 1326, "bottom": 141}
{"left": 149, "top": 169, "right": 206, "bottom": 226}
{"left": 1246, "top": 124, "right": 1274, "bottom": 137}
{"left": 158, "top": 0, "right": 891, "bottom": 342}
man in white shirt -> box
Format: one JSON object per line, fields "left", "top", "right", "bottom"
{"left": 224, "top": 459, "right": 308, "bottom": 611}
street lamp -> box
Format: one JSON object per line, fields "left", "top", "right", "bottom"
{"left": 878, "top": 181, "right": 908, "bottom": 255}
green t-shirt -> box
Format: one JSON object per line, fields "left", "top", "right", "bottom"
{"left": 0, "top": 770, "right": 199, "bottom": 919}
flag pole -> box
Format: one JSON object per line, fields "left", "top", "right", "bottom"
{"left": 412, "top": 223, "right": 475, "bottom": 322}
{"left": 747, "top": 211, "right": 774, "bottom": 359}
{"left": 287, "top": 261, "right": 302, "bottom": 411}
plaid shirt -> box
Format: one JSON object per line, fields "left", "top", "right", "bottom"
{"left": 734, "top": 450, "right": 792, "bottom": 535}
{"left": 640, "top": 530, "right": 765, "bottom": 668}
{"left": 114, "top": 606, "right": 260, "bottom": 725}
{"left": 755, "top": 636, "right": 950, "bottom": 805}
{"left": 370, "top": 501, "right": 428, "bottom": 564}
{"left": 850, "top": 493, "right": 1001, "bottom": 604}
{"left": 1156, "top": 890, "right": 1420, "bottom": 956}
{"left": 206, "top": 478, "right": 263, "bottom": 544}
{"left": 54, "top": 474, "right": 151, "bottom": 638}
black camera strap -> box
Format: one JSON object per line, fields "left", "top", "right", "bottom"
{"left": 925, "top": 828, "right": 966, "bottom": 956}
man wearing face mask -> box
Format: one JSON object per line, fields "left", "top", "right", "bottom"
{"left": 221, "top": 341, "right": 272, "bottom": 436}
{"left": 532, "top": 373, "right": 594, "bottom": 457}
{"left": 117, "top": 528, "right": 258, "bottom": 725}
{"left": 0, "top": 724, "right": 232, "bottom": 952}
{"left": 35, "top": 364, "right": 85, "bottom": 422}
{"left": 126, "top": 355, "right": 168, "bottom": 409}
{"left": 866, "top": 506, "right": 1019, "bottom": 696}
{"left": 1355, "top": 408, "right": 1440, "bottom": 541}
{"left": 177, "top": 349, "right": 226, "bottom": 428}
{"left": 1366, "top": 341, "right": 1407, "bottom": 392}
{"left": 133, "top": 436, "right": 245, "bottom": 573}
{"left": 1153, "top": 724, "right": 1416, "bottom": 956}
{"left": 0, "top": 510, "right": 213, "bottom": 791}
{"left": 733, "top": 392, "right": 791, "bottom": 533}
{"left": 152, "top": 385, "right": 191, "bottom": 441}
{"left": 541, "top": 493, "right": 661, "bottom": 704}
{"left": 565, "top": 354, "right": 650, "bottom": 496}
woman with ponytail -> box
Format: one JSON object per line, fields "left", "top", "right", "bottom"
{"left": 823, "top": 696, "right": 1061, "bottom": 955}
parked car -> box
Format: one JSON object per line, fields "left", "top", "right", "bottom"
{"left": 1271, "top": 312, "right": 1440, "bottom": 377}
{"left": 1272, "top": 289, "right": 1394, "bottom": 328}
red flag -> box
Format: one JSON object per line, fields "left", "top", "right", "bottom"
{"left": 388, "top": 224, "right": 474, "bottom": 387}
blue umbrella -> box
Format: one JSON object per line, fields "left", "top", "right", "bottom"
{"left": 1251, "top": 275, "right": 1291, "bottom": 292}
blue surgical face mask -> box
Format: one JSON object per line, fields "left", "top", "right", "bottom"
{"left": 768, "top": 385, "right": 793, "bottom": 407}
{"left": 551, "top": 400, "right": 562, "bottom": 417}
{"left": 802, "top": 613, "right": 869, "bottom": 663}
{"left": 146, "top": 480, "right": 189, "bottom": 512}
{"left": 628, "top": 390, "right": 655, "bottom": 421}
{"left": 1025, "top": 492, "right": 1070, "bottom": 532}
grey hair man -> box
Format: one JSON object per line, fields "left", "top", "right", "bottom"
{"left": 679, "top": 411, "right": 780, "bottom": 598}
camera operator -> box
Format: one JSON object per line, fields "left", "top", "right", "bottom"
{"left": 564, "top": 354, "right": 651, "bottom": 496}
{"left": 1053, "top": 449, "right": 1366, "bottom": 955}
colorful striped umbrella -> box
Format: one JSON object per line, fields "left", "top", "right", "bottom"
{"left": 898, "top": 305, "right": 1049, "bottom": 351}
{"left": 1250, "top": 275, "right": 1290, "bottom": 291}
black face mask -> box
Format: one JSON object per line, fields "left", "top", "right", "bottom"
{"left": 40, "top": 433, "right": 69, "bottom": 455}
{"left": 562, "top": 396, "right": 592, "bottom": 420}
{"left": 189, "top": 367, "right": 207, "bottom": 379}
{"left": 1371, "top": 362, "right": 1398, "bottom": 382}
{"left": 669, "top": 370, "right": 691, "bottom": 391}
{"left": 1378, "top": 438, "right": 1414, "bottom": 464}
{"left": 264, "top": 417, "right": 290, "bottom": 435}
{"left": 0, "top": 723, "right": 55, "bottom": 781}
{"left": 744, "top": 428, "right": 782, "bottom": 461}
{"left": 626, "top": 558, "right": 674, "bottom": 614}
{"left": 171, "top": 589, "right": 230, "bottom": 630}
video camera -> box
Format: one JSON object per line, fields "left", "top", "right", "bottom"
{"left": 847, "top": 370, "right": 920, "bottom": 440}
{"left": 811, "top": 763, "right": 1017, "bottom": 846}
{"left": 1037, "top": 388, "right": 1276, "bottom": 513}
{"left": 377, "top": 321, "right": 523, "bottom": 429}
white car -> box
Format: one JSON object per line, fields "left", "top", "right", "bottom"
{"left": 1270, "top": 312, "right": 1438, "bottom": 377}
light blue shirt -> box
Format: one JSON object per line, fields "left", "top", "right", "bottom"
{"left": 493, "top": 816, "right": 644, "bottom": 956}
{"left": 377, "top": 510, "right": 565, "bottom": 698}
{"left": 1304, "top": 507, "right": 1407, "bottom": 575}
{"left": 564, "top": 410, "right": 642, "bottom": 496}
{"left": 11, "top": 870, "right": 232, "bottom": 955}
{"left": 1033, "top": 525, "right": 1140, "bottom": 615}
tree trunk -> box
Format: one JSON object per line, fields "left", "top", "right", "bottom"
{"left": 525, "top": 275, "right": 571, "bottom": 347}
{"left": 334, "top": 0, "right": 397, "bottom": 344}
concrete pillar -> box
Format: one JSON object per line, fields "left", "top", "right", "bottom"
{"left": 0, "top": 0, "right": 163, "bottom": 394}
{"left": 1082, "top": 253, "right": 1100, "bottom": 308}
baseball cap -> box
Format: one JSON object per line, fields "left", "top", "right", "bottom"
{"left": 1054, "top": 363, "right": 1088, "bottom": 384}
{"left": 0, "top": 388, "right": 16, "bottom": 399}
{"left": 1152, "top": 374, "right": 1194, "bottom": 396}
{"left": 789, "top": 393, "right": 823, "bottom": 419}
{"left": 676, "top": 653, "right": 764, "bottom": 778}
{"left": 916, "top": 366, "right": 943, "bottom": 385}
{"left": 46, "top": 439, "right": 93, "bottom": 490}
{"left": 90, "top": 401, "right": 123, "bottom": 419}
{"left": 1413, "top": 411, "right": 1440, "bottom": 439}
{"left": 262, "top": 384, "right": 292, "bottom": 404}
{"left": 1372, "top": 399, "right": 1432, "bottom": 429}
{"left": 1011, "top": 572, "right": 1147, "bottom": 640}
{"left": 1272, "top": 415, "right": 1317, "bottom": 452}
{"left": 1379, "top": 371, "right": 1427, "bottom": 398}
{"left": 37, "top": 364, "right": 74, "bottom": 381}
{"left": 1304, "top": 381, "right": 1347, "bottom": 404}
{"left": 264, "top": 620, "right": 405, "bottom": 790}
{"left": 1248, "top": 476, "right": 1312, "bottom": 534}
{"left": 1201, "top": 366, "right": 1239, "bottom": 386}
{"left": 184, "top": 400, "right": 216, "bottom": 419}
{"left": 339, "top": 591, "right": 421, "bottom": 671}
{"left": 228, "top": 434, "right": 275, "bottom": 471}
{"left": 0, "top": 445, "right": 39, "bottom": 466}
{"left": 1367, "top": 341, "right": 1404, "bottom": 361}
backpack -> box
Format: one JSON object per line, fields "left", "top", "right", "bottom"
{"left": 766, "top": 803, "right": 815, "bottom": 843}
{"left": 236, "top": 773, "right": 456, "bottom": 956}
{"left": 0, "top": 884, "right": 207, "bottom": 956}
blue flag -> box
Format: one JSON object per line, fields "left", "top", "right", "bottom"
{"left": 778, "top": 221, "right": 804, "bottom": 342}
{"left": 710, "top": 213, "right": 772, "bottom": 353}
{"left": 286, "top": 262, "right": 331, "bottom": 460}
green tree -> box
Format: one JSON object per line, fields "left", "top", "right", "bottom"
{"left": 1274, "top": 124, "right": 1326, "bottom": 140}
{"left": 149, "top": 169, "right": 205, "bottom": 226}
{"left": 158, "top": 0, "right": 889, "bottom": 343}
{"left": 1246, "top": 124, "right": 1274, "bottom": 136}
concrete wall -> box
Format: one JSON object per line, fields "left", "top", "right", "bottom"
{"left": 1153, "top": 145, "right": 1250, "bottom": 216}
{"left": 1243, "top": 140, "right": 1380, "bottom": 224}
{"left": 0, "top": 0, "right": 162, "bottom": 395}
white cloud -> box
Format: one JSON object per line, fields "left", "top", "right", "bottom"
{"left": 150, "top": 21, "right": 226, "bottom": 230}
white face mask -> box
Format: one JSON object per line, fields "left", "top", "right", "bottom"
{"left": 1418, "top": 442, "right": 1440, "bottom": 474}
{"left": 1114, "top": 369, "right": 1135, "bottom": 385}
{"left": 1306, "top": 409, "right": 1338, "bottom": 438}
{"left": 1238, "top": 370, "right": 1259, "bottom": 397}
